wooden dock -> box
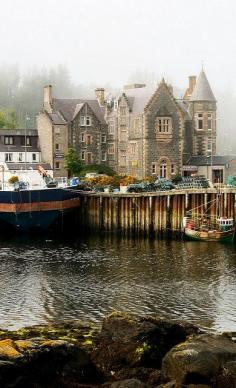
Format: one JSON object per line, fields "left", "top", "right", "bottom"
{"left": 78, "top": 188, "right": 236, "bottom": 236}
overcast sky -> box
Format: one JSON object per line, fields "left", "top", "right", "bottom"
{"left": 0, "top": 0, "right": 236, "bottom": 90}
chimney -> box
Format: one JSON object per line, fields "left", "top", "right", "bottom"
{"left": 43, "top": 85, "right": 52, "bottom": 112}
{"left": 95, "top": 88, "right": 105, "bottom": 106}
{"left": 188, "top": 76, "right": 196, "bottom": 95}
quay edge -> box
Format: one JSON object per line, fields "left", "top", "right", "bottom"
{"left": 78, "top": 188, "right": 236, "bottom": 237}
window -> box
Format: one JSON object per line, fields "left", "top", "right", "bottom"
{"left": 197, "top": 113, "right": 203, "bottom": 130}
{"left": 87, "top": 152, "right": 92, "bottom": 163}
{"left": 87, "top": 135, "right": 92, "bottom": 145}
{"left": 120, "top": 107, "right": 126, "bottom": 115}
{"left": 101, "top": 134, "right": 106, "bottom": 143}
{"left": 18, "top": 153, "right": 23, "bottom": 162}
{"left": 5, "top": 153, "right": 13, "bottom": 162}
{"left": 101, "top": 151, "right": 107, "bottom": 161}
{"left": 130, "top": 143, "right": 136, "bottom": 154}
{"left": 21, "top": 136, "right": 31, "bottom": 146}
{"left": 55, "top": 143, "right": 60, "bottom": 150}
{"left": 171, "top": 164, "right": 175, "bottom": 174}
{"left": 108, "top": 121, "right": 114, "bottom": 134}
{"left": 55, "top": 127, "right": 60, "bottom": 134}
{"left": 152, "top": 163, "right": 156, "bottom": 174}
{"left": 81, "top": 133, "right": 85, "bottom": 142}
{"left": 157, "top": 117, "right": 172, "bottom": 133}
{"left": 108, "top": 143, "right": 115, "bottom": 154}
{"left": 207, "top": 138, "right": 212, "bottom": 153}
{"left": 4, "top": 136, "right": 14, "bottom": 145}
{"left": 160, "top": 161, "right": 167, "bottom": 178}
{"left": 80, "top": 116, "right": 91, "bottom": 126}
{"left": 55, "top": 162, "right": 60, "bottom": 169}
{"left": 208, "top": 113, "right": 212, "bottom": 130}
{"left": 32, "top": 153, "right": 37, "bottom": 162}
{"left": 81, "top": 151, "right": 85, "bottom": 160}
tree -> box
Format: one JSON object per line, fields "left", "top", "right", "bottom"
{"left": 0, "top": 109, "right": 18, "bottom": 128}
{"left": 64, "top": 148, "right": 84, "bottom": 177}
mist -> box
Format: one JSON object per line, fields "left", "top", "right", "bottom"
{"left": 0, "top": 0, "right": 236, "bottom": 153}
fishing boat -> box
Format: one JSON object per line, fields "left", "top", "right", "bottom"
{"left": 0, "top": 166, "right": 81, "bottom": 232}
{"left": 183, "top": 214, "right": 235, "bottom": 243}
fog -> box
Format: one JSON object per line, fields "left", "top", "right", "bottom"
{"left": 0, "top": 0, "right": 236, "bottom": 152}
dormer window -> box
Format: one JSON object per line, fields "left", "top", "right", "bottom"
{"left": 4, "top": 136, "right": 14, "bottom": 145}
{"left": 157, "top": 117, "right": 172, "bottom": 133}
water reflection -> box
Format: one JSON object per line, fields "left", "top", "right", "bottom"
{"left": 0, "top": 235, "right": 235, "bottom": 332}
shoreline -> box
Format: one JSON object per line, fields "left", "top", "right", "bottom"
{"left": 0, "top": 312, "right": 235, "bottom": 387}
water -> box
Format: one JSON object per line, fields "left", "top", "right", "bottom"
{"left": 0, "top": 234, "right": 236, "bottom": 332}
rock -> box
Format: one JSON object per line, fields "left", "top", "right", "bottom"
{"left": 114, "top": 366, "right": 161, "bottom": 385}
{"left": 162, "top": 333, "right": 236, "bottom": 386}
{"left": 0, "top": 337, "right": 99, "bottom": 387}
{"left": 91, "top": 312, "right": 200, "bottom": 377}
{"left": 110, "top": 378, "right": 145, "bottom": 387}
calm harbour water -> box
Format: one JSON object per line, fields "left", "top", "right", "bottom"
{"left": 0, "top": 234, "right": 236, "bottom": 332}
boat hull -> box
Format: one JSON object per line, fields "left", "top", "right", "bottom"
{"left": 184, "top": 227, "right": 235, "bottom": 243}
{"left": 0, "top": 188, "right": 81, "bottom": 232}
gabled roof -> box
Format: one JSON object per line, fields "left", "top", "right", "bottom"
{"left": 190, "top": 70, "right": 216, "bottom": 102}
{"left": 186, "top": 155, "right": 236, "bottom": 166}
{"left": 52, "top": 98, "right": 106, "bottom": 124}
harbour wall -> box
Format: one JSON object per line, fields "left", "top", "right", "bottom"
{"left": 78, "top": 188, "right": 236, "bottom": 236}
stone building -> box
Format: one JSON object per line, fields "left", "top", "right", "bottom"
{"left": 105, "top": 69, "right": 216, "bottom": 179}
{"left": 37, "top": 70, "right": 216, "bottom": 179}
{"left": 37, "top": 86, "right": 108, "bottom": 177}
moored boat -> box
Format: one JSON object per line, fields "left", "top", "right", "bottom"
{"left": 183, "top": 215, "right": 235, "bottom": 243}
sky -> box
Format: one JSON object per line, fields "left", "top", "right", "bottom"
{"left": 1, "top": 0, "right": 236, "bottom": 91}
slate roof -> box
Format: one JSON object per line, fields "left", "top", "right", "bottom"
{"left": 176, "top": 100, "right": 191, "bottom": 120}
{"left": 7, "top": 163, "right": 52, "bottom": 171}
{"left": 0, "top": 129, "right": 38, "bottom": 136}
{"left": 47, "top": 112, "right": 67, "bottom": 125}
{"left": 186, "top": 155, "right": 236, "bottom": 166}
{"left": 124, "top": 86, "right": 155, "bottom": 114}
{"left": 52, "top": 98, "right": 106, "bottom": 124}
{"left": 190, "top": 70, "right": 216, "bottom": 102}
{"left": 0, "top": 145, "right": 39, "bottom": 152}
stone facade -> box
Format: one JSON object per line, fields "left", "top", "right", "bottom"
{"left": 37, "top": 86, "right": 108, "bottom": 177}
{"left": 38, "top": 70, "right": 216, "bottom": 179}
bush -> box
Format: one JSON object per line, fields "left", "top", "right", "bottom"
{"left": 81, "top": 164, "right": 116, "bottom": 176}
{"left": 8, "top": 175, "right": 19, "bottom": 184}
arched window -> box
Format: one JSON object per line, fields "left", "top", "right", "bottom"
{"left": 160, "top": 161, "right": 167, "bottom": 178}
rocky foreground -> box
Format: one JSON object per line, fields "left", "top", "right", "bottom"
{"left": 0, "top": 312, "right": 235, "bottom": 387}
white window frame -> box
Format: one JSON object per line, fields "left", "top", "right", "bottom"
{"left": 18, "top": 153, "right": 23, "bottom": 162}
{"left": 81, "top": 133, "right": 85, "bottom": 142}
{"left": 157, "top": 117, "right": 172, "bottom": 133}
{"left": 55, "top": 161, "right": 60, "bottom": 170}
{"left": 101, "top": 134, "right": 106, "bottom": 143}
{"left": 55, "top": 143, "right": 60, "bottom": 151}
{"left": 5, "top": 153, "right": 13, "bottom": 162}
{"left": 4, "top": 136, "right": 14, "bottom": 145}
{"left": 81, "top": 151, "right": 85, "bottom": 160}
{"left": 32, "top": 153, "right": 37, "bottom": 162}
{"left": 160, "top": 162, "right": 167, "bottom": 178}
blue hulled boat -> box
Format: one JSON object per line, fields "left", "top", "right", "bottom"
{"left": 0, "top": 187, "right": 81, "bottom": 232}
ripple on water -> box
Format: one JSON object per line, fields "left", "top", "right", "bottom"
{"left": 0, "top": 236, "right": 235, "bottom": 331}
